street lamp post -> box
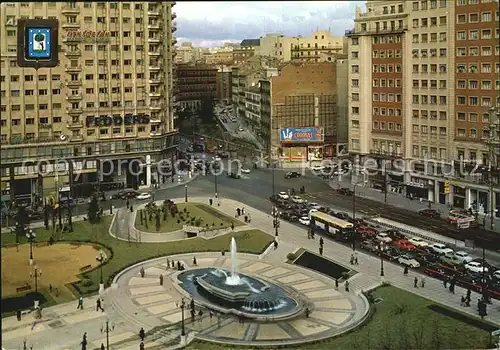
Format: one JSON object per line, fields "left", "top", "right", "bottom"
{"left": 379, "top": 242, "right": 385, "bottom": 277}
{"left": 184, "top": 184, "right": 188, "bottom": 202}
{"left": 180, "top": 298, "right": 186, "bottom": 336}
{"left": 26, "top": 230, "right": 36, "bottom": 265}
{"left": 100, "top": 319, "right": 115, "bottom": 350}
{"left": 30, "top": 264, "right": 42, "bottom": 292}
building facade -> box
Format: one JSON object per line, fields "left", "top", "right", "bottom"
{"left": 347, "top": 0, "right": 499, "bottom": 215}
{"left": 290, "top": 31, "right": 348, "bottom": 63}
{"left": 233, "top": 39, "right": 259, "bottom": 65}
{"left": 215, "top": 66, "right": 232, "bottom": 104}
{"left": 174, "top": 63, "right": 217, "bottom": 110}
{"left": 268, "top": 62, "right": 339, "bottom": 162}
{"left": 0, "top": 1, "right": 178, "bottom": 204}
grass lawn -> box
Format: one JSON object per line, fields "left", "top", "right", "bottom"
{"left": 187, "top": 285, "right": 495, "bottom": 350}
{"left": 135, "top": 202, "right": 244, "bottom": 233}
{"left": 0, "top": 218, "right": 273, "bottom": 308}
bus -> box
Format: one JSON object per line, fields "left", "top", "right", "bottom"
{"left": 309, "top": 210, "right": 354, "bottom": 240}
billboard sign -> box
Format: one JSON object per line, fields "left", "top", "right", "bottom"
{"left": 280, "top": 127, "right": 324, "bottom": 143}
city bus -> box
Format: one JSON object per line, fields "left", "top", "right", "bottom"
{"left": 309, "top": 210, "right": 354, "bottom": 240}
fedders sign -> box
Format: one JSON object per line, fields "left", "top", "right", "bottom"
{"left": 86, "top": 115, "right": 150, "bottom": 127}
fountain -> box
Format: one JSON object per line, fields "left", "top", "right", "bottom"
{"left": 177, "top": 238, "right": 302, "bottom": 319}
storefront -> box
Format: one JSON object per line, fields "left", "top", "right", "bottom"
{"left": 468, "top": 188, "right": 489, "bottom": 215}
{"left": 279, "top": 127, "right": 324, "bottom": 163}
{"left": 405, "top": 177, "right": 435, "bottom": 202}
{"left": 451, "top": 182, "right": 466, "bottom": 209}
{"left": 387, "top": 174, "right": 404, "bottom": 194}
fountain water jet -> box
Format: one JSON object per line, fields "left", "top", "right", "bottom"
{"left": 225, "top": 237, "right": 241, "bottom": 286}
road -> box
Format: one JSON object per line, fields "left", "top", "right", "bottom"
{"left": 213, "top": 105, "right": 264, "bottom": 149}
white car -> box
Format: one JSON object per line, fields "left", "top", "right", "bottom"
{"left": 299, "top": 216, "right": 310, "bottom": 225}
{"left": 430, "top": 243, "right": 454, "bottom": 255}
{"left": 333, "top": 168, "right": 349, "bottom": 175}
{"left": 398, "top": 255, "right": 421, "bottom": 268}
{"left": 375, "top": 232, "right": 393, "bottom": 243}
{"left": 310, "top": 165, "right": 323, "bottom": 172}
{"left": 408, "top": 237, "right": 429, "bottom": 247}
{"left": 136, "top": 193, "right": 152, "bottom": 200}
{"left": 309, "top": 202, "right": 322, "bottom": 210}
{"left": 278, "top": 192, "right": 289, "bottom": 200}
{"left": 454, "top": 251, "right": 473, "bottom": 264}
{"left": 240, "top": 168, "right": 251, "bottom": 174}
{"left": 465, "top": 261, "right": 489, "bottom": 274}
{"left": 238, "top": 127, "right": 244, "bottom": 132}
{"left": 292, "top": 196, "right": 305, "bottom": 204}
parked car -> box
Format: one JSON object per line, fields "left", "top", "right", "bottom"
{"left": 308, "top": 202, "right": 322, "bottom": 210}
{"left": 360, "top": 240, "right": 379, "bottom": 252}
{"left": 465, "top": 261, "right": 489, "bottom": 274}
{"left": 430, "top": 243, "right": 454, "bottom": 255}
{"left": 408, "top": 236, "right": 429, "bottom": 247}
{"left": 337, "top": 188, "right": 354, "bottom": 196}
{"left": 440, "top": 253, "right": 464, "bottom": 266}
{"left": 375, "top": 232, "right": 393, "bottom": 243}
{"left": 334, "top": 212, "right": 350, "bottom": 220}
{"left": 454, "top": 251, "right": 473, "bottom": 264}
{"left": 278, "top": 192, "right": 289, "bottom": 200}
{"left": 418, "top": 208, "right": 441, "bottom": 218}
{"left": 280, "top": 212, "right": 298, "bottom": 222}
{"left": 284, "top": 172, "right": 301, "bottom": 179}
{"left": 398, "top": 255, "right": 421, "bottom": 268}
{"left": 292, "top": 196, "right": 305, "bottom": 204}
{"left": 136, "top": 193, "right": 152, "bottom": 200}
{"left": 298, "top": 216, "right": 310, "bottom": 225}
{"left": 393, "top": 239, "right": 417, "bottom": 251}
{"left": 240, "top": 168, "right": 251, "bottom": 174}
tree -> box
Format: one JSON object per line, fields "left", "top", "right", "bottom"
{"left": 198, "top": 96, "right": 216, "bottom": 125}
{"left": 88, "top": 194, "right": 100, "bottom": 224}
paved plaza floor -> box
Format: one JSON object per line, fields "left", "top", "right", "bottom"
{"left": 2, "top": 196, "right": 499, "bottom": 349}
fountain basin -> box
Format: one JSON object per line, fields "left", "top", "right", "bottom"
{"left": 178, "top": 268, "right": 303, "bottom": 320}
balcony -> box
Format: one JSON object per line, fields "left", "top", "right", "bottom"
{"left": 346, "top": 25, "right": 408, "bottom": 36}
{"left": 148, "top": 37, "right": 161, "bottom": 43}
{"left": 67, "top": 79, "right": 82, "bottom": 87}
{"left": 62, "top": 22, "right": 80, "bottom": 29}
{"left": 66, "top": 94, "right": 83, "bottom": 101}
{"left": 148, "top": 10, "right": 161, "bottom": 17}
{"left": 148, "top": 23, "right": 161, "bottom": 30}
{"left": 65, "top": 49, "right": 81, "bottom": 57}
{"left": 70, "top": 135, "right": 84, "bottom": 142}
{"left": 369, "top": 149, "right": 403, "bottom": 158}
{"left": 61, "top": 5, "right": 80, "bottom": 14}
{"left": 149, "top": 64, "right": 162, "bottom": 71}
{"left": 67, "top": 122, "right": 84, "bottom": 129}
{"left": 65, "top": 64, "right": 82, "bottom": 72}
{"left": 149, "top": 105, "right": 162, "bottom": 111}
{"left": 150, "top": 119, "right": 162, "bottom": 124}
{"left": 172, "top": 12, "right": 177, "bottom": 19}
{"left": 148, "top": 51, "right": 161, "bottom": 56}
{"left": 149, "top": 79, "right": 162, "bottom": 85}
{"left": 66, "top": 108, "right": 83, "bottom": 115}
{"left": 149, "top": 91, "right": 162, "bottom": 97}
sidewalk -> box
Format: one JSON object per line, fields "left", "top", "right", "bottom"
{"left": 327, "top": 176, "right": 500, "bottom": 233}
{"left": 188, "top": 196, "right": 500, "bottom": 325}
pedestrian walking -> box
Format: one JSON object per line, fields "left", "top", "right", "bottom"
{"left": 350, "top": 254, "right": 355, "bottom": 265}
{"left": 166, "top": 258, "right": 170, "bottom": 269}
{"left": 100, "top": 344, "right": 105, "bottom": 350}
{"left": 242, "top": 207, "right": 245, "bottom": 215}
{"left": 461, "top": 295, "right": 466, "bottom": 306}
{"left": 420, "top": 276, "right": 426, "bottom": 288}
{"left": 354, "top": 256, "right": 359, "bottom": 265}
{"left": 345, "top": 280, "right": 350, "bottom": 292}
{"left": 319, "top": 246, "right": 323, "bottom": 255}
{"left": 96, "top": 298, "right": 104, "bottom": 312}
{"left": 403, "top": 266, "right": 409, "bottom": 275}
{"left": 139, "top": 327, "right": 145, "bottom": 341}
{"left": 209, "top": 198, "right": 213, "bottom": 206}
{"left": 335, "top": 278, "right": 339, "bottom": 290}
{"left": 319, "top": 237, "right": 324, "bottom": 246}
{"left": 209, "top": 311, "right": 213, "bottom": 319}
{"left": 77, "top": 295, "right": 84, "bottom": 309}
{"left": 130, "top": 205, "right": 133, "bottom": 212}
{"left": 140, "top": 267, "right": 145, "bottom": 278}
{"left": 273, "top": 240, "right": 278, "bottom": 249}
{"left": 443, "top": 277, "right": 448, "bottom": 288}
{"left": 414, "top": 277, "right": 418, "bottom": 288}
{"left": 126, "top": 200, "right": 130, "bottom": 209}
{"left": 231, "top": 222, "right": 235, "bottom": 231}
{"left": 140, "top": 341, "right": 145, "bottom": 350}
{"left": 305, "top": 308, "right": 310, "bottom": 318}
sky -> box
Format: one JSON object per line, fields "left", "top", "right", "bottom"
{"left": 175, "top": 1, "right": 363, "bottom": 47}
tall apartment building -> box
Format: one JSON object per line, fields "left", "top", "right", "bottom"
{"left": 233, "top": 39, "right": 259, "bottom": 65}
{"left": 347, "top": 0, "right": 499, "bottom": 214}
{"left": 174, "top": 63, "right": 217, "bottom": 110}
{"left": 0, "top": 1, "right": 177, "bottom": 203}
{"left": 258, "top": 31, "right": 347, "bottom": 63}
{"left": 215, "top": 66, "right": 232, "bottom": 104}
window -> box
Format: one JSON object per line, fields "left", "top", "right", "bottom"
{"left": 469, "top": 96, "right": 478, "bottom": 106}
{"left": 457, "top": 128, "right": 466, "bottom": 137}
{"left": 457, "top": 14, "right": 467, "bottom": 24}
{"left": 482, "top": 47, "right": 491, "bottom": 56}
{"left": 352, "top": 120, "right": 360, "bottom": 128}
{"left": 470, "top": 129, "right": 477, "bottom": 138}
{"left": 421, "top": 126, "right": 428, "bottom": 134}
{"left": 457, "top": 48, "right": 466, "bottom": 56}
{"left": 457, "top": 96, "right": 466, "bottom": 105}
{"left": 469, "top": 30, "right": 478, "bottom": 40}
{"left": 482, "top": 80, "right": 491, "bottom": 89}
{"left": 457, "top": 31, "right": 466, "bottom": 40}
{"left": 482, "top": 12, "right": 491, "bottom": 22}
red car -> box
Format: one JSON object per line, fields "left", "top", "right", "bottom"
{"left": 393, "top": 239, "right": 417, "bottom": 251}
{"left": 418, "top": 208, "right": 441, "bottom": 218}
